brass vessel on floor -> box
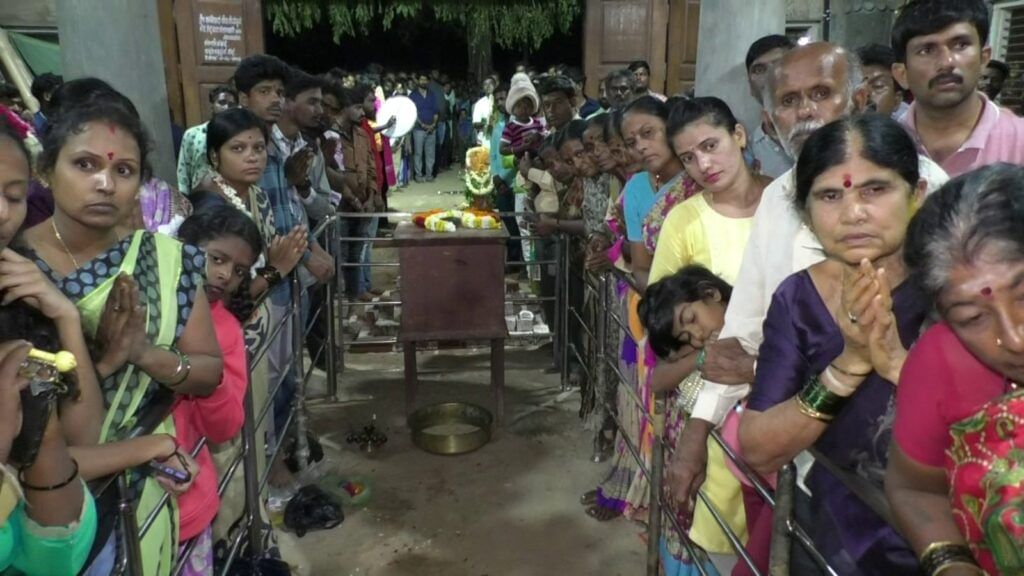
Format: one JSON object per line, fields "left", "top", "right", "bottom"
{"left": 408, "top": 402, "right": 493, "bottom": 455}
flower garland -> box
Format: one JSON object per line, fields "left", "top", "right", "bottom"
{"left": 212, "top": 173, "right": 254, "bottom": 217}
{"left": 413, "top": 209, "right": 502, "bottom": 233}
{"left": 211, "top": 173, "right": 265, "bottom": 275}
{"left": 465, "top": 147, "right": 493, "bottom": 197}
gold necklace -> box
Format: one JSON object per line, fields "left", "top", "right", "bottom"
{"left": 51, "top": 219, "right": 81, "bottom": 269}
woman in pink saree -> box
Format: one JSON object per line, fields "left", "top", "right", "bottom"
{"left": 888, "top": 163, "right": 1024, "bottom": 575}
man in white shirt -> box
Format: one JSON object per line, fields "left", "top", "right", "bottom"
{"left": 666, "top": 42, "right": 949, "bottom": 511}
{"left": 472, "top": 77, "right": 496, "bottom": 146}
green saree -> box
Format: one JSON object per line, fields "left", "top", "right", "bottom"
{"left": 34, "top": 230, "right": 206, "bottom": 576}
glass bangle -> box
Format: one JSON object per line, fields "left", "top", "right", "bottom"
{"left": 798, "top": 376, "right": 847, "bottom": 418}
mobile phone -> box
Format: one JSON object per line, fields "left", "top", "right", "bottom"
{"left": 148, "top": 460, "right": 191, "bottom": 484}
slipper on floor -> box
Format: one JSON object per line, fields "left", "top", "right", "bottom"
{"left": 585, "top": 504, "right": 622, "bottom": 522}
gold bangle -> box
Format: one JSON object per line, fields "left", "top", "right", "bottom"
{"left": 796, "top": 396, "right": 834, "bottom": 422}
{"left": 920, "top": 541, "right": 959, "bottom": 560}
{"left": 920, "top": 541, "right": 980, "bottom": 576}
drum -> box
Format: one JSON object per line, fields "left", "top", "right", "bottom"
{"left": 376, "top": 96, "right": 417, "bottom": 138}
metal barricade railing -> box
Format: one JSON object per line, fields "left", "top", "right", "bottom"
{"left": 98, "top": 213, "right": 896, "bottom": 575}
{"left": 566, "top": 262, "right": 897, "bottom": 576}
{"left": 105, "top": 209, "right": 566, "bottom": 574}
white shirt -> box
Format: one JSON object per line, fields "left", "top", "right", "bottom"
{"left": 691, "top": 156, "right": 951, "bottom": 426}
{"left": 472, "top": 96, "right": 493, "bottom": 145}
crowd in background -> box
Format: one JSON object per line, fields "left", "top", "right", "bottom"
{"left": 0, "top": 0, "right": 1024, "bottom": 575}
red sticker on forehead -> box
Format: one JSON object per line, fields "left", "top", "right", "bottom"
{"left": 107, "top": 152, "right": 114, "bottom": 160}
{"left": 981, "top": 287, "right": 993, "bottom": 297}
{"left": 842, "top": 173, "right": 853, "bottom": 188}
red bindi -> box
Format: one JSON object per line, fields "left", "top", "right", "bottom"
{"left": 842, "top": 173, "right": 853, "bottom": 188}
{"left": 981, "top": 287, "right": 993, "bottom": 297}
{"left": 106, "top": 152, "right": 114, "bottom": 160}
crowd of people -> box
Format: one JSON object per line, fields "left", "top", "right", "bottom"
{"left": 480, "top": 1, "right": 1022, "bottom": 575}
{"left": 0, "top": 0, "right": 1023, "bottom": 574}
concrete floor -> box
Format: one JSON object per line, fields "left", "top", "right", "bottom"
{"left": 287, "top": 349, "right": 644, "bottom": 576}
{"left": 282, "top": 172, "right": 647, "bottom": 575}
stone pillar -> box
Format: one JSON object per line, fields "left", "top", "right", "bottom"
{"left": 695, "top": 0, "right": 787, "bottom": 131}
{"left": 54, "top": 0, "right": 176, "bottom": 183}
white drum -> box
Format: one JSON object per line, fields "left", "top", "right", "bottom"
{"left": 376, "top": 96, "right": 417, "bottom": 138}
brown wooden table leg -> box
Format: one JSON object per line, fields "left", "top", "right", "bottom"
{"left": 491, "top": 338, "right": 505, "bottom": 425}
{"left": 403, "top": 342, "right": 418, "bottom": 417}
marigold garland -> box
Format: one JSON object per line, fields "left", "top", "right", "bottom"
{"left": 412, "top": 209, "right": 502, "bottom": 233}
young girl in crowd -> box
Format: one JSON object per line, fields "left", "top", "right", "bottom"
{"left": 646, "top": 96, "right": 765, "bottom": 574}
{"left": 172, "top": 205, "right": 262, "bottom": 575}
{"left": 640, "top": 265, "right": 733, "bottom": 576}
{"left": 190, "top": 107, "right": 305, "bottom": 550}
{"left": 0, "top": 112, "right": 98, "bottom": 576}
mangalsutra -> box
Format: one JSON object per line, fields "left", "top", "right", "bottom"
{"left": 51, "top": 220, "right": 80, "bottom": 269}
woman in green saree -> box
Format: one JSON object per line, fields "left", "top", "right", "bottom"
{"left": 20, "top": 100, "right": 223, "bottom": 575}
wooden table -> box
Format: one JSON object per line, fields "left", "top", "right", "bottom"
{"left": 395, "top": 222, "right": 509, "bottom": 423}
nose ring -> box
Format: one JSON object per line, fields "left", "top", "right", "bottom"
{"left": 997, "top": 337, "right": 1004, "bottom": 348}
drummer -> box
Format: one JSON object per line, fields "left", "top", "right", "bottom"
{"left": 376, "top": 91, "right": 416, "bottom": 190}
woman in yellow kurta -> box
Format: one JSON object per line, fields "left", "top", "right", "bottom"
{"left": 646, "top": 97, "right": 772, "bottom": 574}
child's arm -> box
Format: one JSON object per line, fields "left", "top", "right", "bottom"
{"left": 69, "top": 434, "right": 177, "bottom": 481}
{"left": 184, "top": 314, "right": 247, "bottom": 443}
{"left": 499, "top": 124, "right": 514, "bottom": 156}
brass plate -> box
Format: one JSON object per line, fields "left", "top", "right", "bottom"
{"left": 408, "top": 402, "right": 494, "bottom": 455}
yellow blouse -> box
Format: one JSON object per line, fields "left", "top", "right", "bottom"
{"left": 649, "top": 192, "right": 754, "bottom": 285}
{"left": 646, "top": 191, "right": 753, "bottom": 553}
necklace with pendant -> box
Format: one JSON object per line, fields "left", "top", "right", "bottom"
{"left": 51, "top": 219, "right": 80, "bottom": 269}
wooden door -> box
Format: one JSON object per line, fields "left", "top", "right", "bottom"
{"left": 172, "top": 0, "right": 264, "bottom": 127}
{"left": 665, "top": 0, "right": 700, "bottom": 96}
{"left": 583, "top": 0, "right": 671, "bottom": 98}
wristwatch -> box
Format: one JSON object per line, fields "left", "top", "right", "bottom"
{"left": 257, "top": 265, "right": 282, "bottom": 286}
